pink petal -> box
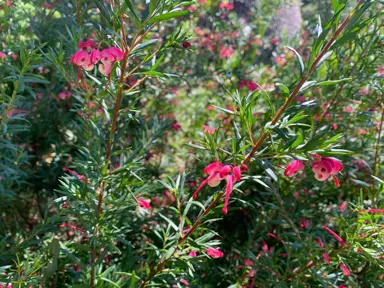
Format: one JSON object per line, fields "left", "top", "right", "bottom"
{"left": 89, "top": 49, "right": 101, "bottom": 64}
{"left": 73, "top": 50, "right": 89, "bottom": 66}
{"left": 233, "top": 166, "right": 241, "bottom": 181}
{"left": 219, "top": 165, "right": 232, "bottom": 178}
{"left": 99, "top": 62, "right": 112, "bottom": 76}
{"left": 207, "top": 172, "right": 222, "bottom": 187}
{"left": 204, "top": 162, "right": 223, "bottom": 175}
{"left": 222, "top": 175, "right": 234, "bottom": 214}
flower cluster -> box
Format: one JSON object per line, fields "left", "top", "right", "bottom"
{"left": 193, "top": 162, "right": 247, "bottom": 214}
{"left": 70, "top": 40, "right": 125, "bottom": 82}
{"left": 238, "top": 78, "right": 259, "bottom": 91}
{"left": 284, "top": 156, "right": 343, "bottom": 187}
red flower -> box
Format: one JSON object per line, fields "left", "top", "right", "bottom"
{"left": 219, "top": 47, "right": 233, "bottom": 59}
{"left": 78, "top": 40, "right": 97, "bottom": 50}
{"left": 322, "top": 226, "right": 346, "bottom": 246}
{"left": 284, "top": 160, "right": 305, "bottom": 177}
{"left": 206, "top": 247, "right": 224, "bottom": 258}
{"left": 192, "top": 162, "right": 246, "bottom": 214}
{"left": 322, "top": 252, "right": 331, "bottom": 264}
{"left": 244, "top": 259, "right": 254, "bottom": 266}
{"left": 138, "top": 198, "right": 151, "bottom": 210}
{"left": 58, "top": 90, "right": 71, "bottom": 100}
{"left": 203, "top": 125, "right": 215, "bottom": 134}
{"left": 340, "top": 264, "right": 350, "bottom": 277}
{"left": 171, "top": 120, "right": 182, "bottom": 131}
{"left": 299, "top": 217, "right": 310, "bottom": 230}
{"left": 63, "top": 168, "right": 89, "bottom": 184}
{"left": 317, "top": 236, "right": 324, "bottom": 248}
{"left": 364, "top": 208, "right": 384, "bottom": 214}
{"left": 239, "top": 79, "right": 259, "bottom": 91}
{"left": 182, "top": 41, "right": 191, "bottom": 48}
{"left": 311, "top": 157, "right": 343, "bottom": 187}
{"left": 218, "top": 1, "right": 234, "bottom": 11}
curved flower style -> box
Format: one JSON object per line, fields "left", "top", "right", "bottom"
{"left": 311, "top": 157, "right": 343, "bottom": 187}
{"left": 284, "top": 160, "right": 305, "bottom": 177}
{"left": 192, "top": 162, "right": 246, "bottom": 214}
{"left": 206, "top": 247, "right": 224, "bottom": 258}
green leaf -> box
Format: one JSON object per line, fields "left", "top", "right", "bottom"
{"left": 286, "top": 46, "right": 304, "bottom": 76}
{"left": 291, "top": 133, "right": 304, "bottom": 149}
{"left": 131, "top": 39, "right": 158, "bottom": 54}
{"left": 317, "top": 78, "right": 352, "bottom": 86}
{"left": 212, "top": 105, "right": 235, "bottom": 115}
{"left": 276, "top": 83, "right": 289, "bottom": 96}
{"left": 149, "top": 0, "right": 161, "bottom": 13}
{"left": 124, "top": 0, "right": 141, "bottom": 27}
{"left": 148, "top": 11, "right": 189, "bottom": 23}
{"left": 150, "top": 54, "right": 165, "bottom": 71}
{"left": 159, "top": 213, "right": 179, "bottom": 231}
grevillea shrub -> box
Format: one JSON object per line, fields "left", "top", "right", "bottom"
{"left": 0, "top": 0, "right": 383, "bottom": 287}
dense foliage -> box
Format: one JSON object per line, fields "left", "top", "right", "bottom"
{"left": 0, "top": 0, "right": 383, "bottom": 287}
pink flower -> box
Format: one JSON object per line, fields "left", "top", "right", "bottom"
{"left": 317, "top": 236, "right": 324, "bottom": 248}
{"left": 60, "top": 223, "right": 85, "bottom": 233}
{"left": 322, "top": 252, "right": 331, "bottom": 264}
{"left": 244, "top": 259, "right": 254, "bottom": 266}
{"left": 98, "top": 47, "right": 125, "bottom": 76}
{"left": 78, "top": 40, "right": 97, "bottom": 50}
{"left": 138, "top": 198, "right": 151, "bottom": 210}
{"left": 206, "top": 247, "right": 224, "bottom": 258}
{"left": 218, "top": 2, "right": 234, "bottom": 11}
{"left": 311, "top": 157, "right": 343, "bottom": 186}
{"left": 192, "top": 162, "right": 246, "bottom": 214}
{"left": 63, "top": 168, "right": 89, "bottom": 184}
{"left": 364, "top": 208, "right": 384, "bottom": 214}
{"left": 284, "top": 160, "right": 305, "bottom": 177}
{"left": 58, "top": 90, "right": 71, "bottom": 100}
{"left": 188, "top": 250, "right": 197, "bottom": 257}
{"left": 377, "top": 66, "right": 384, "bottom": 77}
{"left": 299, "top": 218, "right": 310, "bottom": 230}
{"left": 340, "top": 264, "right": 350, "bottom": 276}
{"left": 0, "top": 52, "right": 6, "bottom": 59}
{"left": 89, "top": 49, "right": 101, "bottom": 64}
{"left": 239, "top": 79, "right": 259, "bottom": 91}
{"left": 339, "top": 201, "right": 348, "bottom": 212}
{"left": 203, "top": 125, "right": 215, "bottom": 134}
{"left": 219, "top": 47, "right": 233, "bottom": 59}
{"left": 180, "top": 279, "right": 189, "bottom": 286}
{"left": 270, "top": 38, "right": 279, "bottom": 45}
{"left": 274, "top": 55, "right": 286, "bottom": 66}
{"left": 268, "top": 233, "right": 285, "bottom": 244}
{"left": 322, "top": 226, "right": 346, "bottom": 246}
